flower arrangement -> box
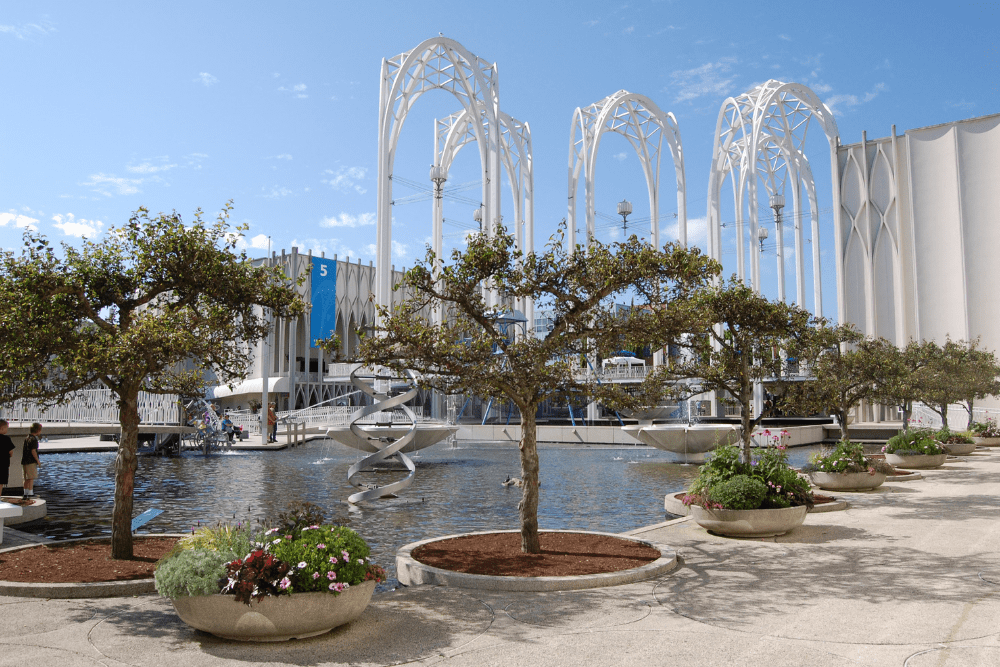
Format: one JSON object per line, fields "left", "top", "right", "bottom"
{"left": 682, "top": 443, "right": 813, "bottom": 510}
{"left": 802, "top": 439, "right": 894, "bottom": 475}
{"left": 970, "top": 418, "right": 1000, "bottom": 437}
{"left": 155, "top": 506, "right": 386, "bottom": 605}
{"left": 883, "top": 429, "right": 945, "bottom": 456}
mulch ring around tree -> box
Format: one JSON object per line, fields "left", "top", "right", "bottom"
{"left": 0, "top": 537, "right": 179, "bottom": 583}
{"left": 411, "top": 532, "right": 660, "bottom": 577}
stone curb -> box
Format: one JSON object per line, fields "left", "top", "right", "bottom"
{"left": 396, "top": 529, "right": 678, "bottom": 592}
{"left": 808, "top": 498, "right": 849, "bottom": 513}
{"left": 0, "top": 533, "right": 186, "bottom": 599}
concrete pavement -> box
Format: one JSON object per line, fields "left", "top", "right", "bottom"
{"left": 0, "top": 450, "right": 998, "bottom": 666}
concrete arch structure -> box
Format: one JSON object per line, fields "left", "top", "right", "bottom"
{"left": 568, "top": 90, "right": 686, "bottom": 250}
{"left": 377, "top": 36, "right": 502, "bottom": 311}
{"left": 707, "top": 80, "right": 839, "bottom": 316}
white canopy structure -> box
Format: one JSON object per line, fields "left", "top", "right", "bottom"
{"left": 568, "top": 90, "right": 687, "bottom": 250}
{"left": 376, "top": 36, "right": 503, "bottom": 311}
{"left": 706, "top": 80, "right": 840, "bottom": 316}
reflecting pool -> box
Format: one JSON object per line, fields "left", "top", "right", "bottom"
{"left": 19, "top": 440, "right": 822, "bottom": 587}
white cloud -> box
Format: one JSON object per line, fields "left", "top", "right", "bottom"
{"left": 670, "top": 59, "right": 737, "bottom": 103}
{"left": 0, "top": 20, "right": 54, "bottom": 40}
{"left": 196, "top": 72, "right": 218, "bottom": 87}
{"left": 279, "top": 83, "right": 309, "bottom": 98}
{"left": 824, "top": 83, "right": 886, "bottom": 116}
{"left": 584, "top": 19, "right": 599, "bottom": 26}
{"left": 319, "top": 212, "right": 375, "bottom": 228}
{"left": 661, "top": 215, "right": 708, "bottom": 250}
{"left": 392, "top": 240, "right": 409, "bottom": 260}
{"left": 778, "top": 34, "right": 792, "bottom": 41}
{"left": 623, "top": 26, "right": 634, "bottom": 34}
{"left": 127, "top": 161, "right": 177, "bottom": 174}
{"left": 613, "top": 152, "right": 627, "bottom": 162}
{"left": 81, "top": 173, "right": 143, "bottom": 196}
{"left": 269, "top": 154, "right": 293, "bottom": 160}
{"left": 0, "top": 211, "right": 39, "bottom": 231}
{"left": 322, "top": 166, "right": 367, "bottom": 194}
{"left": 290, "top": 238, "right": 360, "bottom": 260}
{"left": 811, "top": 82, "right": 833, "bottom": 94}
{"left": 261, "top": 186, "right": 293, "bottom": 199}
{"left": 51, "top": 213, "right": 102, "bottom": 237}
{"left": 250, "top": 234, "right": 271, "bottom": 249}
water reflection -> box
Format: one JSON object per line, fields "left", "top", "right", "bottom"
{"left": 21, "top": 439, "right": 821, "bottom": 586}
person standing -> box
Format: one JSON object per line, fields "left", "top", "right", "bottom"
{"left": 267, "top": 403, "right": 277, "bottom": 443}
{"left": 0, "top": 420, "right": 13, "bottom": 498}
{"left": 21, "top": 422, "right": 41, "bottom": 499}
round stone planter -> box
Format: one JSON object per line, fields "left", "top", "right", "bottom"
{"left": 884, "top": 452, "right": 947, "bottom": 469}
{"left": 972, "top": 436, "right": 1000, "bottom": 447}
{"left": 170, "top": 581, "right": 376, "bottom": 642}
{"left": 808, "top": 470, "right": 886, "bottom": 491}
{"left": 941, "top": 442, "right": 977, "bottom": 455}
{"left": 690, "top": 504, "right": 807, "bottom": 538}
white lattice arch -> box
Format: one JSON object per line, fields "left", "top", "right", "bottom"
{"left": 433, "top": 106, "right": 534, "bottom": 324}
{"left": 568, "top": 90, "right": 687, "bottom": 251}
{"left": 707, "top": 80, "right": 840, "bottom": 317}
{"left": 376, "top": 37, "right": 502, "bottom": 310}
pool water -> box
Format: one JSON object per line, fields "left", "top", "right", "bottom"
{"left": 19, "top": 440, "right": 823, "bottom": 586}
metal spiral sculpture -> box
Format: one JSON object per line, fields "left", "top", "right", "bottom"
{"left": 345, "top": 366, "right": 419, "bottom": 503}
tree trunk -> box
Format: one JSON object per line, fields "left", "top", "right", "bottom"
{"left": 938, "top": 403, "right": 949, "bottom": 431}
{"left": 902, "top": 401, "right": 911, "bottom": 432}
{"left": 111, "top": 388, "right": 140, "bottom": 559}
{"left": 965, "top": 401, "right": 974, "bottom": 431}
{"left": 740, "top": 392, "right": 753, "bottom": 464}
{"left": 837, "top": 407, "right": 850, "bottom": 441}
{"left": 517, "top": 406, "right": 541, "bottom": 554}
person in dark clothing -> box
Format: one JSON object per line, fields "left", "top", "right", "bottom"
{"left": 0, "top": 420, "right": 14, "bottom": 498}
{"left": 21, "top": 422, "right": 41, "bottom": 499}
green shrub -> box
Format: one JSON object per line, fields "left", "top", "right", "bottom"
{"left": 935, "top": 428, "right": 974, "bottom": 445}
{"left": 163, "top": 523, "right": 258, "bottom": 563}
{"left": 708, "top": 475, "right": 766, "bottom": 510}
{"left": 803, "top": 439, "right": 893, "bottom": 475}
{"left": 884, "top": 429, "right": 945, "bottom": 455}
{"left": 686, "top": 443, "right": 813, "bottom": 509}
{"left": 154, "top": 548, "right": 230, "bottom": 598}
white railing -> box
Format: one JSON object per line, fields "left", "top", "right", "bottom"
{"left": 909, "top": 402, "right": 998, "bottom": 430}
{"left": 1, "top": 389, "right": 181, "bottom": 425}
{"left": 225, "top": 405, "right": 426, "bottom": 435}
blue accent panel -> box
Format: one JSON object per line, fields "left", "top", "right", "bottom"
{"left": 310, "top": 257, "right": 337, "bottom": 347}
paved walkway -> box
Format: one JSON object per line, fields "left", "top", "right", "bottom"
{"left": 1, "top": 451, "right": 998, "bottom": 666}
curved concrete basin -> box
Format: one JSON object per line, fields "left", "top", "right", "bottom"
{"left": 324, "top": 424, "right": 458, "bottom": 454}
{"left": 622, "top": 424, "right": 741, "bottom": 463}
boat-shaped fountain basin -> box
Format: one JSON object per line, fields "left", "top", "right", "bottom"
{"left": 325, "top": 424, "right": 458, "bottom": 454}
{"left": 621, "top": 424, "right": 741, "bottom": 463}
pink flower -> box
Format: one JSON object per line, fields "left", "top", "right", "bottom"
{"left": 297, "top": 561, "right": 307, "bottom": 569}
{"left": 328, "top": 582, "right": 339, "bottom": 592}
{"left": 317, "top": 543, "right": 326, "bottom": 549}
{"left": 279, "top": 577, "right": 291, "bottom": 590}
{"left": 312, "top": 572, "right": 320, "bottom": 580}
{"left": 327, "top": 571, "right": 337, "bottom": 580}
{"left": 342, "top": 550, "right": 350, "bottom": 560}
{"left": 285, "top": 535, "right": 293, "bottom": 540}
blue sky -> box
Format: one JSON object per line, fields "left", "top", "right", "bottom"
{"left": 1, "top": 1, "right": 996, "bottom": 317}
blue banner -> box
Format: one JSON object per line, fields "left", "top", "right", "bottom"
{"left": 310, "top": 257, "right": 337, "bottom": 348}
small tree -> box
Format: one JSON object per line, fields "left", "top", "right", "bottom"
{"left": 874, "top": 340, "right": 936, "bottom": 431}
{"left": 0, "top": 204, "right": 303, "bottom": 559}
{"left": 917, "top": 339, "right": 1000, "bottom": 431}
{"left": 665, "top": 278, "right": 816, "bottom": 463}
{"left": 782, "top": 324, "right": 901, "bottom": 440}
{"left": 355, "top": 225, "right": 718, "bottom": 553}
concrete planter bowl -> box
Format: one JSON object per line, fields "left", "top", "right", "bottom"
{"left": 808, "top": 471, "right": 886, "bottom": 491}
{"left": 884, "top": 452, "right": 948, "bottom": 469}
{"left": 690, "top": 504, "right": 807, "bottom": 538}
{"left": 971, "top": 436, "right": 1000, "bottom": 447}
{"left": 170, "top": 581, "right": 376, "bottom": 642}
{"left": 941, "top": 442, "right": 977, "bottom": 455}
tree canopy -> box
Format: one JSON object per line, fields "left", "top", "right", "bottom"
{"left": 0, "top": 204, "right": 303, "bottom": 558}
{"left": 664, "top": 278, "right": 817, "bottom": 462}
{"left": 355, "top": 224, "right": 719, "bottom": 553}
